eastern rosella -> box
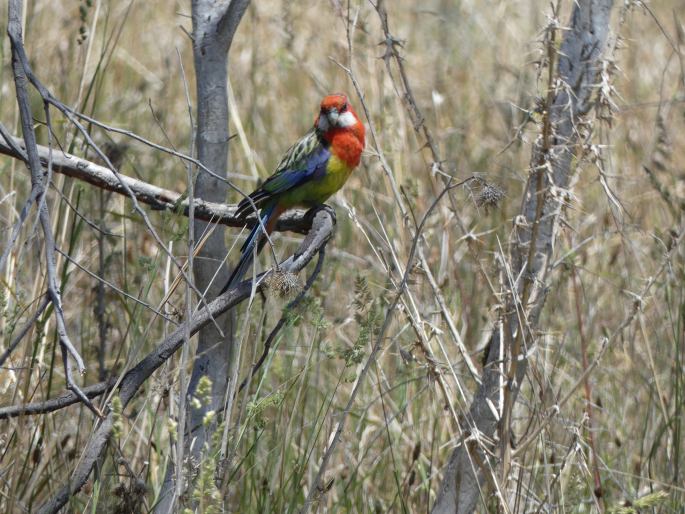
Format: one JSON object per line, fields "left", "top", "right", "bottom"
{"left": 219, "top": 93, "right": 365, "bottom": 294}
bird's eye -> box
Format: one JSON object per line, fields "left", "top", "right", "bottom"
{"left": 340, "top": 102, "right": 348, "bottom": 112}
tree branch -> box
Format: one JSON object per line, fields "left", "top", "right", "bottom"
{"left": 0, "top": 134, "right": 313, "bottom": 234}
{"left": 8, "top": 0, "right": 102, "bottom": 417}
{"left": 0, "top": 380, "right": 115, "bottom": 419}
{"left": 217, "top": 0, "right": 251, "bottom": 48}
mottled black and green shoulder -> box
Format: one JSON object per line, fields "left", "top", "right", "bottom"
{"left": 274, "top": 128, "right": 327, "bottom": 173}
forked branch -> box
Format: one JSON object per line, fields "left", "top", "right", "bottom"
{"left": 8, "top": 0, "right": 101, "bottom": 417}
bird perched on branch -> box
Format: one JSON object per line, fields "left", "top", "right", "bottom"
{"left": 219, "top": 93, "right": 365, "bottom": 294}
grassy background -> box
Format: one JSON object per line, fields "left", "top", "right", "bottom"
{"left": 1, "top": 0, "right": 684, "bottom": 512}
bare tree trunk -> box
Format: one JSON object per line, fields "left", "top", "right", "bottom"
{"left": 431, "top": 1, "right": 614, "bottom": 512}
{"left": 156, "top": 1, "right": 250, "bottom": 511}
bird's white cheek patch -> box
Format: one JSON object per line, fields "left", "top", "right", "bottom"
{"left": 337, "top": 111, "right": 356, "bottom": 128}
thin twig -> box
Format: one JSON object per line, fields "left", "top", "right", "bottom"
{"left": 4, "top": 40, "right": 270, "bottom": 336}
{"left": 0, "top": 295, "right": 49, "bottom": 369}
{"left": 55, "top": 249, "right": 178, "bottom": 324}
{"left": 8, "top": 0, "right": 101, "bottom": 417}
{"left": 512, "top": 226, "right": 685, "bottom": 458}
{"left": 571, "top": 263, "right": 604, "bottom": 507}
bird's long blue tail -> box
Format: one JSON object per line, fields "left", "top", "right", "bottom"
{"left": 219, "top": 205, "right": 275, "bottom": 295}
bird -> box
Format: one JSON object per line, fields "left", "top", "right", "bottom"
{"left": 219, "top": 93, "right": 365, "bottom": 295}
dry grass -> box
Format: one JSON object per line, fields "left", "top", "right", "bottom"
{"left": 0, "top": 0, "right": 684, "bottom": 512}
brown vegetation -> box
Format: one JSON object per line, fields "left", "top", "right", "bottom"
{"left": 0, "top": 0, "right": 683, "bottom": 512}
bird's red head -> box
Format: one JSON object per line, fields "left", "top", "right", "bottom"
{"left": 319, "top": 93, "right": 349, "bottom": 114}
{"left": 315, "top": 93, "right": 365, "bottom": 146}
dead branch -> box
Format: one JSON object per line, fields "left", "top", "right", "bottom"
{"left": 0, "top": 133, "right": 313, "bottom": 234}
{"left": 8, "top": 0, "right": 101, "bottom": 417}
{"left": 0, "top": 380, "right": 115, "bottom": 419}
{"left": 0, "top": 208, "right": 334, "bottom": 423}
{"left": 4, "top": 31, "right": 253, "bottom": 340}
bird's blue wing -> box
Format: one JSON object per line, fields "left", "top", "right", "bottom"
{"left": 223, "top": 131, "right": 330, "bottom": 294}
{"left": 236, "top": 129, "right": 330, "bottom": 216}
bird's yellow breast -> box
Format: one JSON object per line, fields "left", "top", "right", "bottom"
{"left": 279, "top": 155, "right": 354, "bottom": 208}
{"left": 319, "top": 154, "right": 354, "bottom": 196}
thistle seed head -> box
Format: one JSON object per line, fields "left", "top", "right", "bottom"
{"left": 476, "top": 183, "right": 505, "bottom": 210}
{"left": 265, "top": 270, "right": 300, "bottom": 298}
